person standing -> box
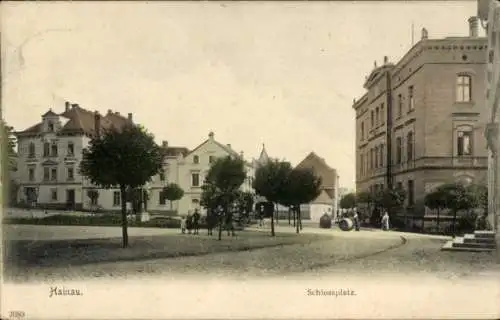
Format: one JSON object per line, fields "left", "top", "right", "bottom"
{"left": 381, "top": 211, "right": 390, "bottom": 231}
{"left": 192, "top": 209, "right": 200, "bottom": 235}
{"left": 353, "top": 211, "right": 360, "bottom": 231}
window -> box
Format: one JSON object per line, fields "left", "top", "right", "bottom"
{"left": 51, "top": 188, "right": 58, "bottom": 201}
{"left": 159, "top": 190, "right": 167, "bottom": 205}
{"left": 43, "top": 142, "right": 50, "bottom": 157}
{"left": 379, "top": 144, "right": 384, "bottom": 167}
{"left": 396, "top": 137, "right": 402, "bottom": 164}
{"left": 370, "top": 148, "right": 374, "bottom": 169}
{"left": 191, "top": 173, "right": 200, "bottom": 187}
{"left": 380, "top": 104, "right": 385, "bottom": 124}
{"left": 51, "top": 168, "right": 57, "bottom": 181}
{"left": 113, "top": 191, "right": 121, "bottom": 206}
{"left": 361, "top": 122, "right": 365, "bottom": 140}
{"left": 371, "top": 110, "right": 375, "bottom": 128}
{"left": 360, "top": 154, "right": 364, "bottom": 176}
{"left": 67, "top": 142, "right": 74, "bottom": 156}
{"left": 159, "top": 172, "right": 165, "bottom": 181}
{"left": 28, "top": 142, "right": 35, "bottom": 158}
{"left": 398, "top": 94, "right": 403, "bottom": 118}
{"left": 29, "top": 167, "right": 35, "bottom": 181}
{"left": 407, "top": 131, "right": 414, "bottom": 162}
{"left": 91, "top": 191, "right": 99, "bottom": 205}
{"left": 397, "top": 182, "right": 403, "bottom": 190}
{"left": 209, "top": 155, "right": 215, "bottom": 164}
{"left": 51, "top": 142, "right": 58, "bottom": 157}
{"left": 457, "top": 129, "right": 473, "bottom": 156}
{"left": 67, "top": 167, "right": 74, "bottom": 181}
{"left": 408, "top": 86, "right": 414, "bottom": 111}
{"left": 43, "top": 167, "right": 50, "bottom": 181}
{"left": 374, "top": 146, "right": 379, "bottom": 168}
{"left": 193, "top": 155, "right": 199, "bottom": 164}
{"left": 375, "top": 107, "right": 380, "bottom": 126}
{"left": 408, "top": 180, "right": 415, "bottom": 206}
{"left": 456, "top": 75, "right": 472, "bottom": 102}
{"left": 48, "top": 121, "right": 54, "bottom": 132}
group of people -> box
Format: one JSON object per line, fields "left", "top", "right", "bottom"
{"left": 180, "top": 209, "right": 201, "bottom": 235}
{"left": 340, "top": 210, "right": 390, "bottom": 231}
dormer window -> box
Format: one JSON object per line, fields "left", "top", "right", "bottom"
{"left": 48, "top": 121, "right": 54, "bottom": 132}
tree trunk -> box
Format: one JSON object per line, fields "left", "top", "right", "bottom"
{"left": 292, "top": 208, "right": 296, "bottom": 227}
{"left": 452, "top": 209, "right": 457, "bottom": 238}
{"left": 288, "top": 208, "right": 291, "bottom": 225}
{"left": 218, "top": 208, "right": 224, "bottom": 241}
{"left": 271, "top": 203, "right": 275, "bottom": 237}
{"left": 436, "top": 208, "right": 441, "bottom": 234}
{"left": 296, "top": 206, "right": 300, "bottom": 234}
{"left": 120, "top": 185, "right": 129, "bottom": 248}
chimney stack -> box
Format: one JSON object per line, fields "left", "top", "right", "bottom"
{"left": 94, "top": 111, "right": 101, "bottom": 137}
{"left": 373, "top": 61, "right": 377, "bottom": 68}
{"left": 107, "top": 109, "right": 112, "bottom": 115}
{"left": 128, "top": 113, "right": 133, "bottom": 121}
{"left": 383, "top": 56, "right": 388, "bottom": 64}
{"left": 240, "top": 151, "right": 244, "bottom": 158}
{"left": 468, "top": 16, "right": 478, "bottom": 37}
{"left": 421, "top": 28, "right": 429, "bottom": 40}
{"left": 65, "top": 101, "right": 70, "bottom": 112}
{"left": 162, "top": 140, "right": 168, "bottom": 148}
{"left": 208, "top": 131, "right": 214, "bottom": 139}
{"left": 227, "top": 144, "right": 231, "bottom": 149}
{"left": 72, "top": 103, "right": 79, "bottom": 109}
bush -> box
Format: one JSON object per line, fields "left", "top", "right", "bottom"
{"left": 319, "top": 214, "right": 332, "bottom": 229}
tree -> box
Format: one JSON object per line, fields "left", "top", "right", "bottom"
{"left": 201, "top": 156, "right": 246, "bottom": 240}
{"left": 339, "top": 193, "right": 356, "bottom": 213}
{"left": 466, "top": 184, "right": 488, "bottom": 213}
{"left": 86, "top": 189, "right": 100, "bottom": 211}
{"left": 162, "top": 183, "right": 184, "bottom": 211}
{"left": 372, "top": 188, "right": 406, "bottom": 229}
{"left": 424, "top": 188, "right": 447, "bottom": 232}
{"left": 235, "top": 191, "right": 254, "bottom": 226}
{"left": 434, "top": 183, "right": 475, "bottom": 237}
{"left": 253, "top": 160, "right": 293, "bottom": 236}
{"left": 282, "top": 168, "right": 322, "bottom": 234}
{"left": 79, "top": 124, "right": 165, "bottom": 248}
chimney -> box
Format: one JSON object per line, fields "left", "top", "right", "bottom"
{"left": 72, "top": 103, "right": 79, "bottom": 109}
{"left": 115, "top": 112, "right": 120, "bottom": 116}
{"left": 162, "top": 140, "right": 168, "bottom": 148}
{"left": 373, "top": 60, "right": 377, "bottom": 68}
{"left": 421, "top": 28, "right": 429, "bottom": 40}
{"left": 107, "top": 109, "right": 112, "bottom": 115}
{"left": 208, "top": 131, "right": 214, "bottom": 140}
{"left": 468, "top": 16, "right": 478, "bottom": 37}
{"left": 65, "top": 101, "right": 70, "bottom": 112}
{"left": 128, "top": 113, "right": 133, "bottom": 121}
{"left": 94, "top": 111, "right": 101, "bottom": 136}
{"left": 383, "top": 56, "right": 388, "bottom": 64}
{"left": 227, "top": 144, "right": 231, "bottom": 149}
{"left": 240, "top": 151, "right": 244, "bottom": 158}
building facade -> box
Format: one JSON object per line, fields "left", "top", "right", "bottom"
{"left": 295, "top": 152, "right": 340, "bottom": 221}
{"left": 353, "top": 18, "right": 489, "bottom": 215}
{"left": 147, "top": 131, "right": 256, "bottom": 216}
{"left": 15, "top": 102, "right": 133, "bottom": 210}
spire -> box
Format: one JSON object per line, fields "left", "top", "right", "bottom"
{"left": 258, "top": 143, "right": 269, "bottom": 165}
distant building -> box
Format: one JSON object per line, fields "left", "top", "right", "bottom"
{"left": 295, "top": 152, "right": 339, "bottom": 221}
{"left": 147, "top": 131, "right": 256, "bottom": 216}
{"left": 353, "top": 17, "right": 489, "bottom": 215}
{"left": 14, "top": 102, "right": 133, "bottom": 210}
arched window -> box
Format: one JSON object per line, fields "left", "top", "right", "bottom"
{"left": 456, "top": 75, "right": 472, "bottom": 102}
{"left": 407, "top": 131, "right": 414, "bottom": 162}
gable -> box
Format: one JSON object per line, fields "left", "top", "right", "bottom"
{"left": 312, "top": 189, "right": 333, "bottom": 205}
{"left": 184, "top": 139, "right": 234, "bottom": 164}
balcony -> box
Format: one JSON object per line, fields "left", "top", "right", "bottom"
{"left": 64, "top": 154, "right": 78, "bottom": 163}
{"left": 391, "top": 156, "right": 488, "bottom": 172}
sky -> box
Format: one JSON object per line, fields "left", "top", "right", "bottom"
{"left": 1, "top": 1, "right": 480, "bottom": 190}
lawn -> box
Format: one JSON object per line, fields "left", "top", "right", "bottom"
{"left": 4, "top": 230, "right": 331, "bottom": 272}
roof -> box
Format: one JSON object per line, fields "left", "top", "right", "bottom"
{"left": 16, "top": 105, "right": 131, "bottom": 136}
{"left": 163, "top": 146, "right": 189, "bottom": 157}
{"left": 42, "top": 109, "right": 58, "bottom": 117}
{"left": 295, "top": 152, "right": 337, "bottom": 188}
{"left": 312, "top": 189, "right": 334, "bottom": 204}
{"left": 186, "top": 136, "right": 240, "bottom": 159}
{"left": 257, "top": 144, "right": 270, "bottom": 165}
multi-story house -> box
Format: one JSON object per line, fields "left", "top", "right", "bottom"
{"left": 15, "top": 102, "right": 133, "bottom": 210}
{"left": 295, "top": 152, "right": 340, "bottom": 221}
{"left": 146, "top": 131, "right": 257, "bottom": 216}
{"left": 353, "top": 17, "right": 489, "bottom": 215}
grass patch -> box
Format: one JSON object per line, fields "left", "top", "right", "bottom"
{"left": 4, "top": 231, "right": 329, "bottom": 271}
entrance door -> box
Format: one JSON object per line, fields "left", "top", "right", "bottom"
{"left": 66, "top": 189, "right": 75, "bottom": 210}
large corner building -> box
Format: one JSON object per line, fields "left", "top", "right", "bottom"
{"left": 353, "top": 17, "right": 489, "bottom": 215}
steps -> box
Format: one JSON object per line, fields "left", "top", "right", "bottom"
{"left": 442, "top": 231, "right": 497, "bottom": 252}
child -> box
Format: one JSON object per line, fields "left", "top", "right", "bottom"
{"left": 180, "top": 216, "right": 187, "bottom": 234}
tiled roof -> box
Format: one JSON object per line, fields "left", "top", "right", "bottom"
{"left": 16, "top": 105, "right": 131, "bottom": 136}
{"left": 295, "top": 152, "right": 337, "bottom": 188}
